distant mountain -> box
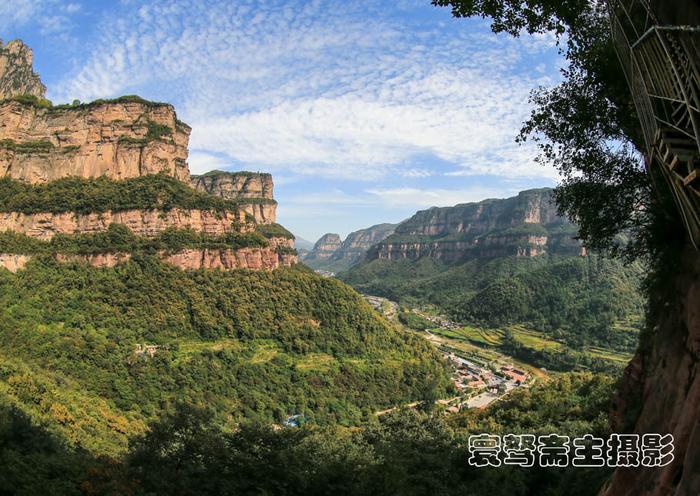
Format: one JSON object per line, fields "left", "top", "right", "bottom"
{"left": 294, "top": 236, "right": 315, "bottom": 251}
{"left": 366, "top": 188, "right": 583, "bottom": 262}
{"left": 303, "top": 223, "right": 397, "bottom": 272}
{"left": 340, "top": 188, "right": 644, "bottom": 363}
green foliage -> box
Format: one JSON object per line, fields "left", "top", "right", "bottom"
{"left": 51, "top": 94, "right": 169, "bottom": 111}
{"left": 198, "top": 169, "right": 272, "bottom": 178}
{"left": 0, "top": 93, "right": 53, "bottom": 108}
{"left": 398, "top": 311, "right": 433, "bottom": 331}
{"left": 0, "top": 138, "right": 54, "bottom": 153}
{"left": 342, "top": 254, "right": 643, "bottom": 356}
{"left": 0, "top": 173, "right": 275, "bottom": 215}
{"left": 0, "top": 257, "right": 451, "bottom": 454}
{"left": 0, "top": 373, "right": 611, "bottom": 495}
{"left": 145, "top": 121, "right": 173, "bottom": 140}
{"left": 256, "top": 223, "right": 295, "bottom": 240}
{"left": 0, "top": 224, "right": 270, "bottom": 255}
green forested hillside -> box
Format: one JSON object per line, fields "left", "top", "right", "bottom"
{"left": 340, "top": 254, "right": 644, "bottom": 354}
{"left": 0, "top": 257, "right": 451, "bottom": 455}
{"left": 0, "top": 372, "right": 613, "bottom": 495}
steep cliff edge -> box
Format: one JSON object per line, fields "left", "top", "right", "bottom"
{"left": 368, "top": 188, "right": 583, "bottom": 263}
{"left": 601, "top": 245, "right": 700, "bottom": 496}
{"left": 0, "top": 40, "right": 295, "bottom": 272}
{"left": 191, "top": 170, "right": 276, "bottom": 224}
{"left": 191, "top": 170, "right": 274, "bottom": 200}
{"left": 0, "top": 39, "right": 46, "bottom": 100}
{"left": 0, "top": 97, "right": 191, "bottom": 183}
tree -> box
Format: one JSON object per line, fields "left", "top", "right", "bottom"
{"left": 432, "top": 0, "right": 685, "bottom": 261}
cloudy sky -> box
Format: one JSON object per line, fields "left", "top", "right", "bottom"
{"left": 2, "top": 0, "right": 562, "bottom": 241}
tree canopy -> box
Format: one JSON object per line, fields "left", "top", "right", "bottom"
{"left": 432, "top": 0, "right": 686, "bottom": 260}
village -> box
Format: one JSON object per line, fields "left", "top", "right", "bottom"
{"left": 364, "top": 295, "right": 531, "bottom": 413}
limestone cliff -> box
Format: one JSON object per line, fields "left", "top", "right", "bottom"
{"left": 0, "top": 40, "right": 296, "bottom": 272}
{"left": 0, "top": 39, "right": 46, "bottom": 100}
{"left": 368, "top": 188, "right": 582, "bottom": 262}
{"left": 191, "top": 171, "right": 274, "bottom": 200}
{"left": 0, "top": 98, "right": 191, "bottom": 183}
{"left": 191, "top": 171, "right": 277, "bottom": 224}
{"left": 0, "top": 209, "right": 251, "bottom": 240}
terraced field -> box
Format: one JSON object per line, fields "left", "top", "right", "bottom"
{"left": 432, "top": 324, "right": 562, "bottom": 351}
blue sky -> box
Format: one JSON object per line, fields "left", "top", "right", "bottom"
{"left": 1, "top": 0, "right": 563, "bottom": 242}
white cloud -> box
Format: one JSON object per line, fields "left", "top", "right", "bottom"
{"left": 0, "top": 0, "right": 43, "bottom": 32}
{"left": 187, "top": 151, "right": 229, "bottom": 175}
{"left": 365, "top": 186, "right": 515, "bottom": 208}
{"left": 49, "top": 0, "right": 562, "bottom": 183}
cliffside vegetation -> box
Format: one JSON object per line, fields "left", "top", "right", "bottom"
{"left": 0, "top": 174, "right": 275, "bottom": 215}
{"left": 0, "top": 93, "right": 170, "bottom": 111}
{"left": 0, "top": 224, "right": 271, "bottom": 255}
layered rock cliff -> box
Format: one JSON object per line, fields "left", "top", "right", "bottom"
{"left": 191, "top": 170, "right": 273, "bottom": 199}
{"left": 368, "top": 188, "right": 582, "bottom": 262}
{"left": 304, "top": 233, "right": 342, "bottom": 263}
{"left": 191, "top": 171, "right": 276, "bottom": 224}
{"left": 0, "top": 98, "right": 191, "bottom": 183}
{"left": 0, "top": 40, "right": 296, "bottom": 272}
{"left": 0, "top": 39, "right": 46, "bottom": 100}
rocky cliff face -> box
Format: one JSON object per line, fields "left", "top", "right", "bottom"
{"left": 0, "top": 39, "right": 46, "bottom": 100}
{"left": 191, "top": 171, "right": 277, "bottom": 224}
{"left": 369, "top": 188, "right": 582, "bottom": 262}
{"left": 191, "top": 171, "right": 274, "bottom": 199}
{"left": 0, "top": 40, "right": 296, "bottom": 272}
{"left": 0, "top": 209, "right": 251, "bottom": 240}
{"left": 0, "top": 99, "right": 191, "bottom": 183}
{"left": 601, "top": 245, "right": 700, "bottom": 496}
{"left": 304, "top": 233, "right": 342, "bottom": 262}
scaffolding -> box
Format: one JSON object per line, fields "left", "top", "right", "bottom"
{"left": 610, "top": 0, "right": 700, "bottom": 248}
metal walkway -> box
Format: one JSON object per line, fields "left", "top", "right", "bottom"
{"left": 610, "top": 0, "right": 700, "bottom": 248}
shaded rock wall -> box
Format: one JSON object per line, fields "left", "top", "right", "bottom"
{"left": 601, "top": 245, "right": 700, "bottom": 496}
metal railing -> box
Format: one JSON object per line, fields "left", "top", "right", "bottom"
{"left": 610, "top": 0, "right": 700, "bottom": 248}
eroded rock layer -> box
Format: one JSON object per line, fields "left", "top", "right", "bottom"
{"left": 191, "top": 171, "right": 274, "bottom": 200}
{"left": 0, "top": 209, "right": 251, "bottom": 240}
{"left": 369, "top": 188, "right": 584, "bottom": 262}
{"left": 0, "top": 100, "right": 191, "bottom": 183}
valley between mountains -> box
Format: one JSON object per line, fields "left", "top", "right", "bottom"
{"left": 0, "top": 27, "right": 689, "bottom": 496}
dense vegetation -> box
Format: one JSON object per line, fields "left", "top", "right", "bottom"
{"left": 0, "top": 174, "right": 275, "bottom": 215}
{"left": 341, "top": 254, "right": 643, "bottom": 356}
{"left": 0, "top": 257, "right": 451, "bottom": 456}
{"left": 0, "top": 93, "right": 170, "bottom": 111}
{"left": 0, "top": 224, "right": 272, "bottom": 255}
{"left": 0, "top": 372, "right": 613, "bottom": 495}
